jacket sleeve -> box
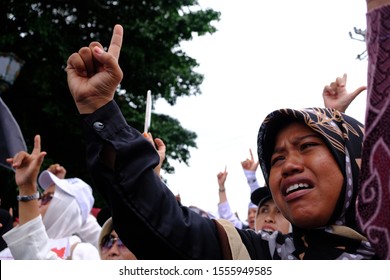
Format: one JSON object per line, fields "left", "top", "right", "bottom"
{"left": 3, "top": 216, "right": 59, "bottom": 260}
{"left": 82, "top": 101, "right": 225, "bottom": 259}
{"left": 218, "top": 201, "right": 244, "bottom": 229}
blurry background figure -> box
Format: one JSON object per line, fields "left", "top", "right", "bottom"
{"left": 98, "top": 217, "right": 137, "bottom": 260}
{"left": 251, "top": 186, "right": 291, "bottom": 234}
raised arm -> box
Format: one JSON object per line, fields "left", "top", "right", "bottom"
{"left": 241, "top": 149, "right": 261, "bottom": 193}
{"left": 67, "top": 25, "right": 226, "bottom": 259}
{"left": 216, "top": 167, "right": 228, "bottom": 204}
{"left": 216, "top": 167, "right": 245, "bottom": 229}
{"left": 7, "top": 135, "right": 46, "bottom": 225}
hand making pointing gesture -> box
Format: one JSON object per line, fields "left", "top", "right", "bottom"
{"left": 66, "top": 24, "right": 124, "bottom": 114}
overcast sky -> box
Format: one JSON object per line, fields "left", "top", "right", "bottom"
{"left": 155, "top": 0, "right": 368, "bottom": 221}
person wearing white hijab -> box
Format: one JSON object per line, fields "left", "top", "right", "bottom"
{"left": 2, "top": 149, "right": 100, "bottom": 260}
{"left": 39, "top": 169, "right": 101, "bottom": 249}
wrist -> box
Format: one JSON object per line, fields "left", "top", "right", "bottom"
{"left": 244, "top": 169, "right": 256, "bottom": 177}
{"left": 219, "top": 188, "right": 225, "bottom": 192}
{"left": 17, "top": 192, "right": 40, "bottom": 202}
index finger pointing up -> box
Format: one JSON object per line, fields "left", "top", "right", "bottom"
{"left": 33, "top": 135, "right": 42, "bottom": 154}
{"left": 249, "top": 148, "right": 254, "bottom": 160}
{"left": 108, "top": 24, "right": 123, "bottom": 60}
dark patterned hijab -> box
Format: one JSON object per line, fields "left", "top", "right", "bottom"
{"left": 256, "top": 108, "right": 376, "bottom": 259}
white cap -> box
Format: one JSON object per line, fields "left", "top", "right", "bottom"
{"left": 38, "top": 170, "right": 94, "bottom": 224}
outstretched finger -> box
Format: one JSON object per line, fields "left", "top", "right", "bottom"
{"left": 32, "top": 135, "right": 41, "bottom": 154}
{"left": 33, "top": 135, "right": 47, "bottom": 164}
{"left": 342, "top": 73, "right": 347, "bottom": 84}
{"left": 108, "top": 24, "right": 123, "bottom": 60}
{"left": 249, "top": 148, "right": 254, "bottom": 161}
{"left": 335, "top": 73, "right": 347, "bottom": 87}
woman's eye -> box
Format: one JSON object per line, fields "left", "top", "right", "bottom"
{"left": 260, "top": 207, "right": 269, "bottom": 214}
{"left": 301, "top": 142, "right": 318, "bottom": 150}
{"left": 271, "top": 156, "right": 284, "bottom": 166}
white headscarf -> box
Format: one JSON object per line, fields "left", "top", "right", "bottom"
{"left": 42, "top": 187, "right": 82, "bottom": 239}
{"left": 39, "top": 171, "right": 102, "bottom": 247}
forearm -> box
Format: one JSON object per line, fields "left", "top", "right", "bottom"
{"left": 243, "top": 170, "right": 261, "bottom": 193}
{"left": 218, "top": 182, "right": 227, "bottom": 203}
{"left": 218, "top": 201, "right": 244, "bottom": 229}
{"left": 17, "top": 184, "right": 40, "bottom": 225}
{"left": 83, "top": 101, "right": 223, "bottom": 259}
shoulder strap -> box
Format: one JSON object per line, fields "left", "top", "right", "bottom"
{"left": 67, "top": 242, "right": 80, "bottom": 260}
{"left": 213, "top": 219, "right": 251, "bottom": 260}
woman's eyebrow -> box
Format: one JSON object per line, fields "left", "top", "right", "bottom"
{"left": 272, "top": 133, "right": 322, "bottom": 154}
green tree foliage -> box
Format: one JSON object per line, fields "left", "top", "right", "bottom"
{"left": 0, "top": 0, "right": 220, "bottom": 208}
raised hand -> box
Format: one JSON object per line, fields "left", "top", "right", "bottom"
{"left": 143, "top": 132, "right": 166, "bottom": 176}
{"left": 6, "top": 135, "right": 46, "bottom": 193}
{"left": 241, "top": 148, "right": 259, "bottom": 172}
{"left": 66, "top": 24, "right": 124, "bottom": 114}
{"left": 322, "top": 73, "right": 366, "bottom": 113}
{"left": 46, "top": 163, "right": 67, "bottom": 179}
{"left": 217, "top": 166, "right": 228, "bottom": 187}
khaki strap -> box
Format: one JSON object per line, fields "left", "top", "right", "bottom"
{"left": 214, "top": 219, "right": 251, "bottom": 260}
{"left": 213, "top": 218, "right": 233, "bottom": 259}
{"left": 67, "top": 242, "right": 80, "bottom": 260}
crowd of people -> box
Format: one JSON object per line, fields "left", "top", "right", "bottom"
{"left": 1, "top": 0, "right": 390, "bottom": 260}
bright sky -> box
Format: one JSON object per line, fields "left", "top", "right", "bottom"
{"left": 155, "top": 0, "right": 368, "bottom": 222}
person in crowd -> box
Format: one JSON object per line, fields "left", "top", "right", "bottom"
{"left": 207, "top": 72, "right": 365, "bottom": 242}
{"left": 240, "top": 148, "right": 262, "bottom": 228}
{"left": 65, "top": 0, "right": 388, "bottom": 259}
{"left": 96, "top": 132, "right": 167, "bottom": 260}
{"left": 2, "top": 142, "right": 100, "bottom": 259}
{"left": 216, "top": 167, "right": 250, "bottom": 229}
{"left": 216, "top": 148, "right": 261, "bottom": 230}
{"left": 250, "top": 186, "right": 291, "bottom": 234}
{"left": 38, "top": 164, "right": 102, "bottom": 249}
{"left": 98, "top": 217, "right": 137, "bottom": 260}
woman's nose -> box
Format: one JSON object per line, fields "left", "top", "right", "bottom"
{"left": 264, "top": 214, "right": 275, "bottom": 223}
{"left": 108, "top": 244, "right": 120, "bottom": 256}
{"left": 281, "top": 153, "right": 304, "bottom": 177}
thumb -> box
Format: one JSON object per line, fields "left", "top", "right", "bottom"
{"left": 92, "top": 46, "right": 123, "bottom": 81}
{"left": 351, "top": 86, "right": 367, "bottom": 99}
{"left": 92, "top": 46, "right": 110, "bottom": 64}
